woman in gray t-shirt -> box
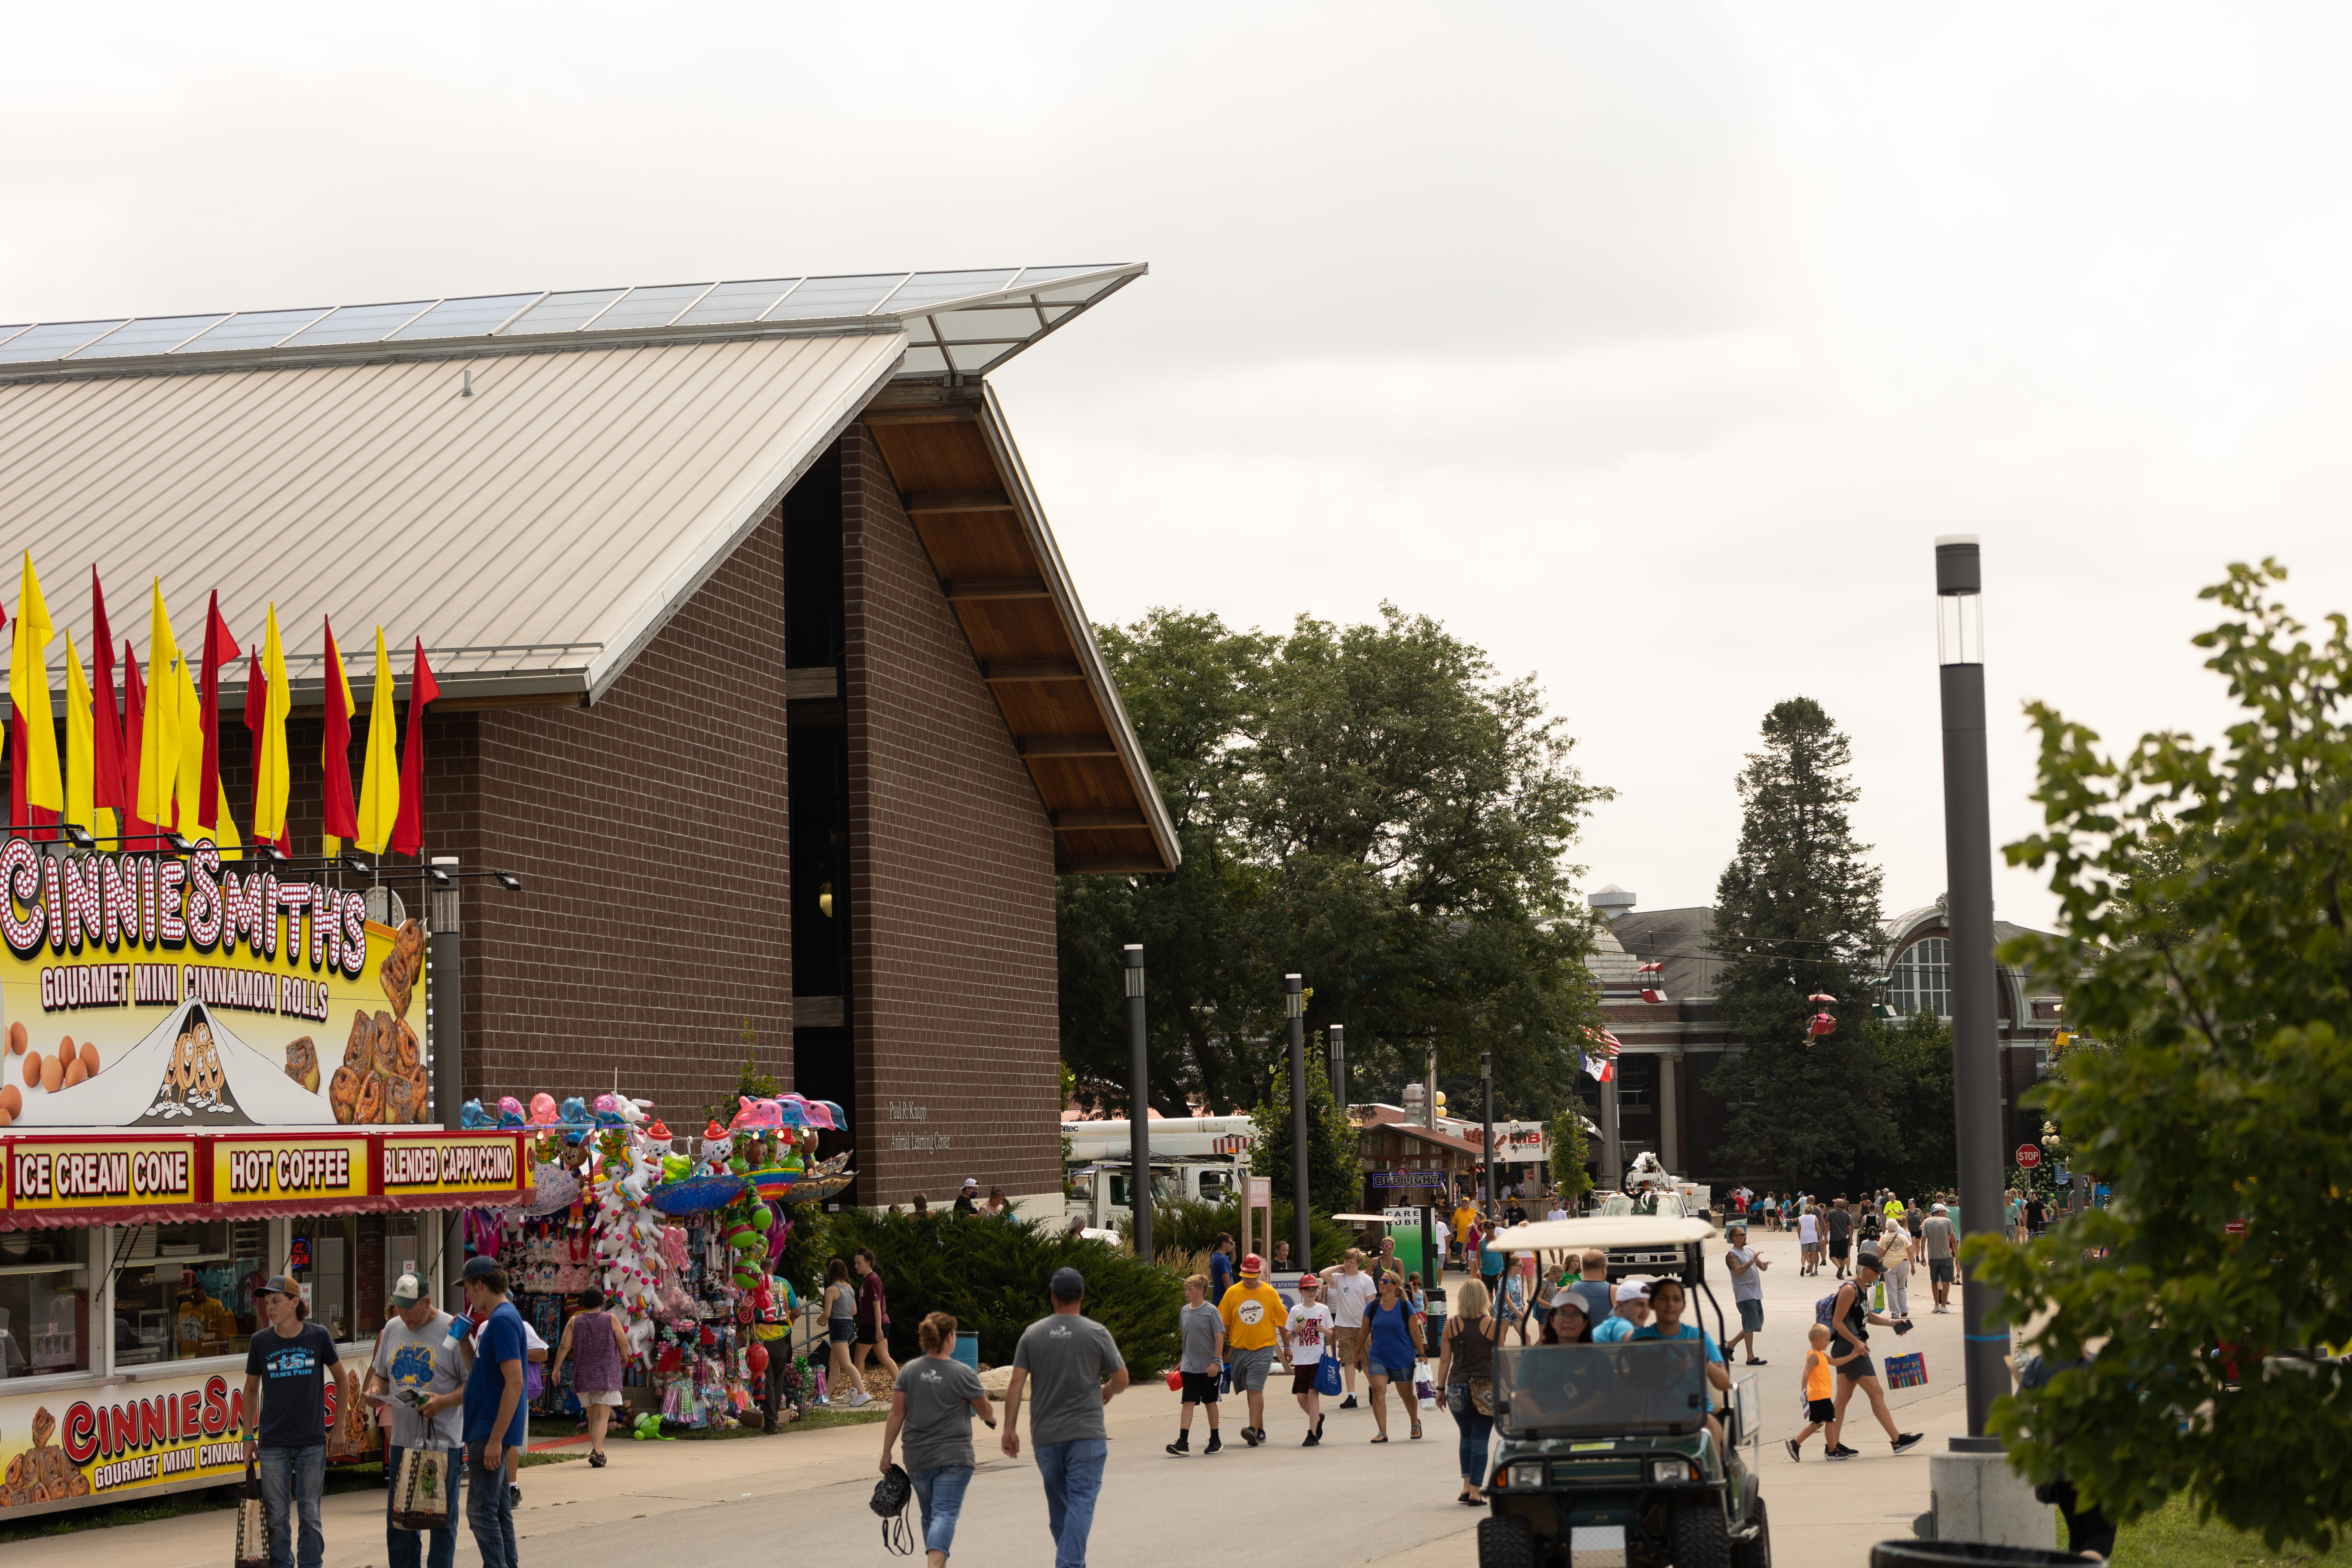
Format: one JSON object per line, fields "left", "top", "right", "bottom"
{"left": 880, "top": 1312, "right": 996, "bottom": 1567}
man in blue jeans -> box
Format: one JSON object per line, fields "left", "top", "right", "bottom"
{"left": 422, "top": 1256, "right": 526, "bottom": 1568}
{"left": 1002, "top": 1267, "right": 1128, "bottom": 1568}
{"left": 242, "top": 1274, "right": 357, "bottom": 1568}
{"left": 368, "top": 1272, "right": 469, "bottom": 1568}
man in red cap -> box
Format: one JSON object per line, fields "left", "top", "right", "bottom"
{"left": 1216, "top": 1254, "right": 1288, "bottom": 1446}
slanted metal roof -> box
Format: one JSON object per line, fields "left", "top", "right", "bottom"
{"left": 0, "top": 331, "right": 903, "bottom": 702}
{"left": 0, "top": 264, "right": 1143, "bottom": 384}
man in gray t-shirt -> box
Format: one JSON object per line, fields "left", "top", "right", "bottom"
{"left": 1004, "top": 1268, "right": 1128, "bottom": 1568}
{"left": 364, "top": 1274, "right": 469, "bottom": 1568}
{"left": 1921, "top": 1204, "right": 1958, "bottom": 1314}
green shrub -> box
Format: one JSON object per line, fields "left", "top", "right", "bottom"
{"left": 826, "top": 1208, "right": 1182, "bottom": 1372}
{"left": 1150, "top": 1196, "right": 1356, "bottom": 1268}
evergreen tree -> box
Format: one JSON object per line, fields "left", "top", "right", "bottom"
{"left": 1704, "top": 697, "right": 1894, "bottom": 1187}
{"left": 1250, "top": 1044, "right": 1360, "bottom": 1218}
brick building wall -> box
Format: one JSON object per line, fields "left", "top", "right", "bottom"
{"left": 440, "top": 505, "right": 796, "bottom": 1121}
{"left": 839, "top": 425, "right": 1061, "bottom": 1204}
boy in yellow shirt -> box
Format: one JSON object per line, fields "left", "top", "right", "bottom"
{"left": 1217, "top": 1254, "right": 1289, "bottom": 1446}
{"left": 1784, "top": 1323, "right": 1861, "bottom": 1460}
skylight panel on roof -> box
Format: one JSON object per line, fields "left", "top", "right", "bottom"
{"left": 672, "top": 279, "right": 801, "bottom": 326}
{"left": 282, "top": 300, "right": 436, "bottom": 347}
{"left": 498, "top": 289, "right": 627, "bottom": 336}
{"left": 175, "top": 307, "right": 334, "bottom": 353}
{"left": 589, "top": 283, "right": 713, "bottom": 333}
{"left": 391, "top": 293, "right": 543, "bottom": 341}
{"left": 70, "top": 315, "right": 231, "bottom": 358}
{"left": 763, "top": 274, "right": 908, "bottom": 320}
{"left": 928, "top": 305, "right": 1041, "bottom": 345}
{"left": 882, "top": 270, "right": 1022, "bottom": 313}
{"left": 0, "top": 321, "right": 131, "bottom": 364}
{"left": 1010, "top": 264, "right": 1124, "bottom": 285}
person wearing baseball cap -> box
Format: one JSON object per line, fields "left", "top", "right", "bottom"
{"left": 1282, "top": 1273, "right": 1333, "bottom": 1446}
{"left": 1003, "top": 1265, "right": 1127, "bottom": 1568}
{"left": 1216, "top": 1254, "right": 1289, "bottom": 1446}
{"left": 1591, "top": 1279, "right": 1652, "bottom": 1342}
{"left": 367, "top": 1272, "right": 468, "bottom": 1568}
{"left": 954, "top": 1178, "right": 981, "bottom": 1218}
{"left": 242, "top": 1273, "right": 355, "bottom": 1568}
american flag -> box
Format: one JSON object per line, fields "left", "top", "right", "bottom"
{"left": 1582, "top": 1027, "right": 1621, "bottom": 1083}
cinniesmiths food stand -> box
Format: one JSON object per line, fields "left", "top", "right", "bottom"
{"left": 0, "top": 864, "right": 531, "bottom": 1518}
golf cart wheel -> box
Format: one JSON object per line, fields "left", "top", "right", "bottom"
{"left": 1731, "top": 1495, "right": 1770, "bottom": 1568}
{"left": 1672, "top": 1503, "right": 1731, "bottom": 1568}
{"left": 1477, "top": 1514, "right": 1534, "bottom": 1568}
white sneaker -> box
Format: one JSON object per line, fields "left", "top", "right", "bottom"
{"left": 848, "top": 1389, "right": 874, "bottom": 1408}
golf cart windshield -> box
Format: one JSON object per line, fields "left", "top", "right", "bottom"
{"left": 1494, "top": 1341, "right": 1710, "bottom": 1438}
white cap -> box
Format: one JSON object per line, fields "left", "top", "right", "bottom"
{"left": 1932, "top": 1203, "right": 1947, "bottom": 1212}
{"left": 1614, "top": 1280, "right": 1650, "bottom": 1302}
{"left": 962, "top": 1177, "right": 978, "bottom": 1188}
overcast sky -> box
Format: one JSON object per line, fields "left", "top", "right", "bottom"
{"left": 9, "top": 5, "right": 2351, "bottom": 935}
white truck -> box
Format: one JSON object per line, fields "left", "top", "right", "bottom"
{"left": 1062, "top": 1116, "right": 1253, "bottom": 1234}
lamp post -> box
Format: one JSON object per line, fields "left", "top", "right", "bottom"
{"left": 1481, "top": 1051, "right": 1495, "bottom": 1213}
{"left": 1286, "top": 974, "right": 1309, "bottom": 1269}
{"left": 1125, "top": 944, "right": 1151, "bottom": 1263}
{"left": 1936, "top": 533, "right": 2006, "bottom": 1450}
{"left": 1328, "top": 1023, "right": 1346, "bottom": 1120}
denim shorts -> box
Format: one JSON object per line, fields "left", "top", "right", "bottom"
{"left": 1370, "top": 1362, "right": 1415, "bottom": 1383}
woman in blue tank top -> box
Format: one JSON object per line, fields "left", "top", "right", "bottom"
{"left": 1363, "top": 1273, "right": 1427, "bottom": 1442}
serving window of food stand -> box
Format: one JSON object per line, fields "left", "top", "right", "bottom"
{"left": 0, "top": 1228, "right": 92, "bottom": 1378}
{"left": 108, "top": 1219, "right": 270, "bottom": 1366}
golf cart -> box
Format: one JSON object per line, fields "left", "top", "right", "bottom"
{"left": 1595, "top": 1191, "right": 1695, "bottom": 1281}
{"left": 1474, "top": 1216, "right": 1769, "bottom": 1568}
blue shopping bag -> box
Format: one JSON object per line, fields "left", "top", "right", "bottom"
{"left": 1314, "top": 1356, "right": 1343, "bottom": 1396}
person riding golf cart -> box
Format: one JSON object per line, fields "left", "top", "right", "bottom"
{"left": 1473, "top": 1216, "right": 1769, "bottom": 1568}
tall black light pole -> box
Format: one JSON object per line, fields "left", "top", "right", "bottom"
{"left": 1286, "top": 974, "right": 1310, "bottom": 1268}
{"left": 430, "top": 857, "right": 466, "bottom": 1311}
{"left": 1937, "top": 533, "right": 2005, "bottom": 1449}
{"left": 1481, "top": 1051, "right": 1495, "bottom": 1213}
{"left": 1328, "top": 1023, "right": 1346, "bottom": 1118}
{"left": 1125, "top": 944, "right": 1151, "bottom": 1262}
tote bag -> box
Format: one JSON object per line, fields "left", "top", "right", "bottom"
{"left": 1314, "top": 1355, "right": 1343, "bottom": 1396}
{"left": 234, "top": 1459, "right": 270, "bottom": 1568}
{"left": 389, "top": 1445, "right": 454, "bottom": 1533}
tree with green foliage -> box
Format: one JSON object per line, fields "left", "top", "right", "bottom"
{"left": 1250, "top": 1046, "right": 1360, "bottom": 1218}
{"left": 1870, "top": 1011, "right": 1957, "bottom": 1197}
{"left": 1704, "top": 697, "right": 1893, "bottom": 1187}
{"left": 1058, "top": 604, "right": 1611, "bottom": 1124}
{"left": 1979, "top": 560, "right": 2352, "bottom": 1550}
{"left": 1549, "top": 1100, "right": 1592, "bottom": 1203}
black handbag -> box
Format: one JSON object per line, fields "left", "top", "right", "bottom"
{"left": 870, "top": 1462, "right": 913, "bottom": 1555}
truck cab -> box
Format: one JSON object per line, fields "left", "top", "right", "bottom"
{"left": 1065, "top": 1156, "right": 1239, "bottom": 1233}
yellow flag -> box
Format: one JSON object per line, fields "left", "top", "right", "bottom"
{"left": 62, "top": 630, "right": 93, "bottom": 833}
{"left": 172, "top": 635, "right": 203, "bottom": 833}
{"left": 254, "top": 604, "right": 291, "bottom": 844}
{"left": 210, "top": 776, "right": 242, "bottom": 861}
{"left": 353, "top": 627, "right": 399, "bottom": 856}
{"left": 138, "top": 581, "right": 181, "bottom": 827}
{"left": 11, "top": 553, "right": 62, "bottom": 812}
{"left": 322, "top": 626, "right": 357, "bottom": 860}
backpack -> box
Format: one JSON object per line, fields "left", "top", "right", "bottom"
{"left": 870, "top": 1463, "right": 913, "bottom": 1554}
{"left": 1815, "top": 1291, "right": 1844, "bottom": 1326}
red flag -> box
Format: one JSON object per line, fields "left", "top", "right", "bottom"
{"left": 119, "top": 643, "right": 155, "bottom": 849}
{"left": 196, "top": 592, "right": 240, "bottom": 830}
{"left": 321, "top": 618, "right": 358, "bottom": 845}
{"left": 389, "top": 638, "right": 439, "bottom": 858}
{"left": 90, "top": 571, "right": 122, "bottom": 817}
{"left": 243, "top": 648, "right": 290, "bottom": 854}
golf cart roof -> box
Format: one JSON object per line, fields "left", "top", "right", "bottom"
{"left": 1487, "top": 1216, "right": 1713, "bottom": 1252}
{"left": 1330, "top": 1213, "right": 1393, "bottom": 1223}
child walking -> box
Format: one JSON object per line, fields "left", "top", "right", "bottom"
{"left": 1283, "top": 1274, "right": 1334, "bottom": 1446}
{"left": 1784, "top": 1324, "right": 1855, "bottom": 1460}
{"left": 1168, "top": 1274, "right": 1226, "bottom": 1455}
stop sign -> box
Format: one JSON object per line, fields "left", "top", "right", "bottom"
{"left": 2016, "top": 1144, "right": 2042, "bottom": 1168}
